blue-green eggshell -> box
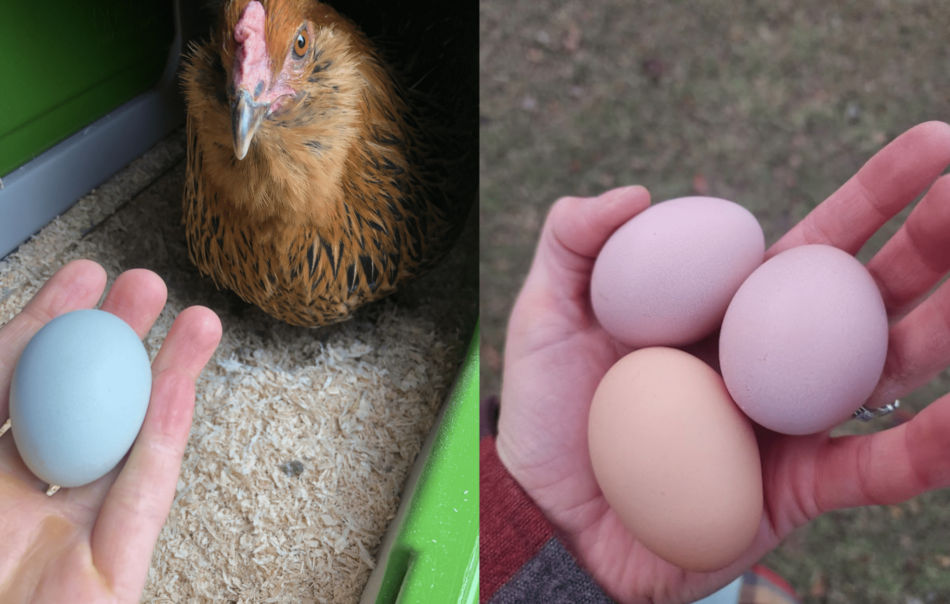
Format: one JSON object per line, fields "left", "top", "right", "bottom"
{"left": 9, "top": 309, "right": 152, "bottom": 487}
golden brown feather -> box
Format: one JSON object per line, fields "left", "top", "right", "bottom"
{"left": 181, "top": 0, "right": 473, "bottom": 326}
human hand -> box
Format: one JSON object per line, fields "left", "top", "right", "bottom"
{"left": 496, "top": 121, "right": 950, "bottom": 603}
{"left": 0, "top": 260, "right": 222, "bottom": 603}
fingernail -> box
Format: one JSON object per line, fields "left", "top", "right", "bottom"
{"left": 598, "top": 185, "right": 646, "bottom": 204}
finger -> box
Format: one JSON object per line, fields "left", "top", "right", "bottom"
{"left": 99, "top": 269, "right": 168, "bottom": 339}
{"left": 547, "top": 186, "right": 652, "bottom": 260}
{"left": 90, "top": 306, "right": 221, "bottom": 598}
{"left": 149, "top": 306, "right": 224, "bottom": 380}
{"left": 769, "top": 121, "right": 950, "bottom": 258}
{"left": 0, "top": 260, "right": 107, "bottom": 421}
{"left": 866, "top": 174, "right": 950, "bottom": 318}
{"left": 70, "top": 288, "right": 209, "bottom": 510}
{"left": 865, "top": 277, "right": 950, "bottom": 408}
{"left": 56, "top": 269, "right": 169, "bottom": 505}
{"left": 814, "top": 390, "right": 950, "bottom": 512}
{"left": 63, "top": 285, "right": 205, "bottom": 513}
{"left": 507, "top": 186, "right": 650, "bottom": 350}
{"left": 526, "top": 186, "right": 651, "bottom": 308}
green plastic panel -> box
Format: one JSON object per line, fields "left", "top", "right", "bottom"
{"left": 366, "top": 324, "right": 480, "bottom": 604}
{"left": 0, "top": 1, "right": 175, "bottom": 177}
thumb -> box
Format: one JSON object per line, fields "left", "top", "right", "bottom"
{"left": 523, "top": 185, "right": 651, "bottom": 316}
{"left": 545, "top": 185, "right": 651, "bottom": 260}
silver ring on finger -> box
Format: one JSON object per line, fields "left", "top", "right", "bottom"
{"left": 853, "top": 399, "right": 900, "bottom": 422}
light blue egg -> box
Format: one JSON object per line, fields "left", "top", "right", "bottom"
{"left": 10, "top": 309, "right": 152, "bottom": 487}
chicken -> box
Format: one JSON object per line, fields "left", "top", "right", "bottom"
{"left": 180, "top": 0, "right": 475, "bottom": 326}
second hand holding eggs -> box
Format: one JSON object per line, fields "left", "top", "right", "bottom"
{"left": 586, "top": 194, "right": 889, "bottom": 571}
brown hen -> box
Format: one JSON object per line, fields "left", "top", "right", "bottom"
{"left": 180, "top": 0, "right": 474, "bottom": 326}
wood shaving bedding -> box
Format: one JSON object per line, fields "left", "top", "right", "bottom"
{"left": 0, "top": 129, "right": 477, "bottom": 603}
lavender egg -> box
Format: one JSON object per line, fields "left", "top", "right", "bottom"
{"left": 591, "top": 197, "right": 765, "bottom": 348}
{"left": 719, "top": 244, "right": 888, "bottom": 435}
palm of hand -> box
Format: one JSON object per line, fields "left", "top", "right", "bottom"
{"left": 0, "top": 261, "right": 221, "bottom": 603}
{"left": 497, "top": 122, "right": 950, "bottom": 604}
{"left": 0, "top": 480, "right": 115, "bottom": 602}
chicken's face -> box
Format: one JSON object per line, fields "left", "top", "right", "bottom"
{"left": 225, "top": 0, "right": 316, "bottom": 160}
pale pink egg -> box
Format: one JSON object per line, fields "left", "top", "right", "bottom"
{"left": 591, "top": 197, "right": 764, "bottom": 348}
{"left": 719, "top": 244, "right": 889, "bottom": 435}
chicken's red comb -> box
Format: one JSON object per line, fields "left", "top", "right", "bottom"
{"left": 234, "top": 1, "right": 269, "bottom": 94}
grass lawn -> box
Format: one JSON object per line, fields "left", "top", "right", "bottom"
{"left": 480, "top": 1, "right": 950, "bottom": 601}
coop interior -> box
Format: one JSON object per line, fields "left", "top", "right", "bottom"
{"left": 0, "top": 1, "right": 478, "bottom": 602}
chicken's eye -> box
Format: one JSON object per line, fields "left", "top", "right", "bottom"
{"left": 293, "top": 31, "right": 309, "bottom": 58}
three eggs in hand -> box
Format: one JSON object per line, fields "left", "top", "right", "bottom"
{"left": 587, "top": 196, "right": 888, "bottom": 571}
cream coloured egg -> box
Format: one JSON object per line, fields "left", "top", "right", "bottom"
{"left": 588, "top": 347, "right": 763, "bottom": 572}
{"left": 591, "top": 196, "right": 764, "bottom": 348}
{"left": 719, "top": 244, "right": 888, "bottom": 435}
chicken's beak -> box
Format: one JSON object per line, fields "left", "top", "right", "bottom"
{"left": 231, "top": 89, "right": 268, "bottom": 161}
